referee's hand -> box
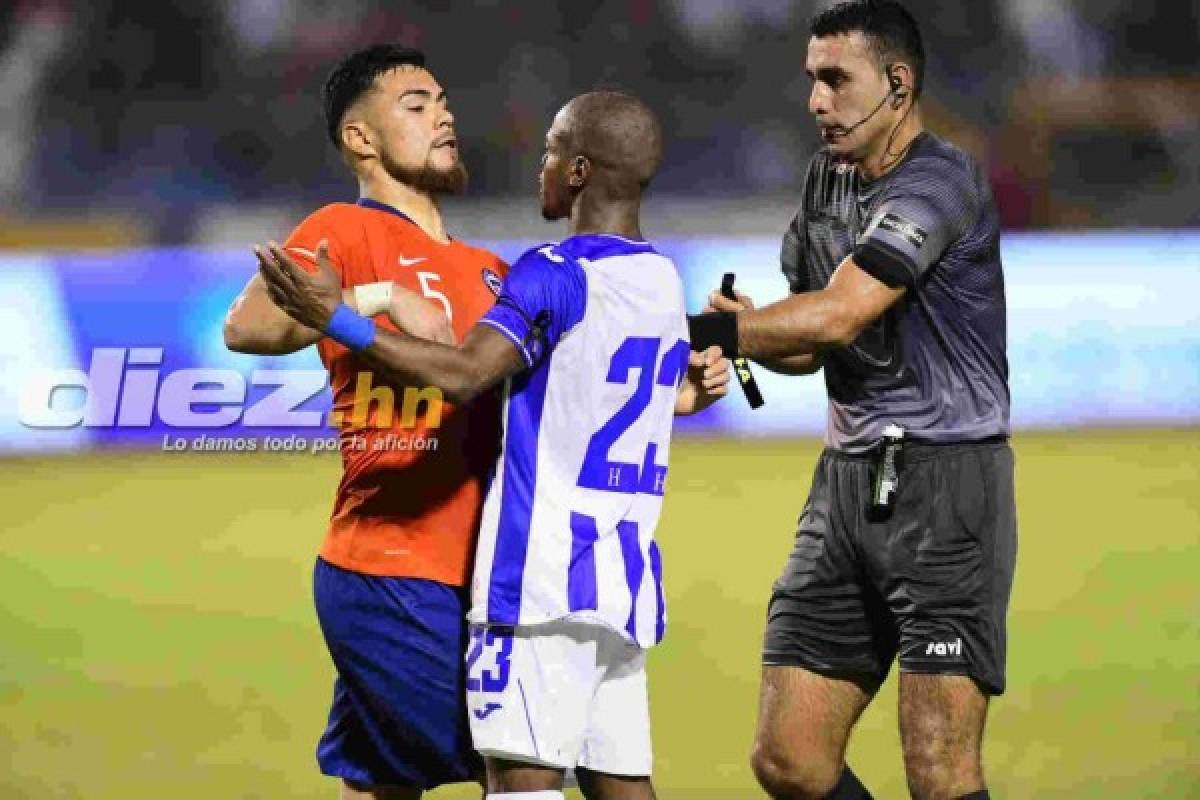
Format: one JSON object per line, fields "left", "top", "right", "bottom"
{"left": 706, "top": 288, "right": 756, "bottom": 313}
{"left": 704, "top": 285, "right": 766, "bottom": 409}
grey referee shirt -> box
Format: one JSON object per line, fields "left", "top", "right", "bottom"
{"left": 781, "top": 132, "right": 1010, "bottom": 453}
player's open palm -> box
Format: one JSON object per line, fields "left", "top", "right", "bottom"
{"left": 256, "top": 239, "right": 342, "bottom": 330}
{"left": 676, "top": 344, "right": 730, "bottom": 415}
{"left": 385, "top": 286, "right": 457, "bottom": 346}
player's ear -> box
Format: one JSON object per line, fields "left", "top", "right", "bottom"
{"left": 341, "top": 121, "right": 376, "bottom": 160}
{"left": 568, "top": 155, "right": 590, "bottom": 189}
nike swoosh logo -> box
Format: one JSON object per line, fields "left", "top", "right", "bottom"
{"left": 397, "top": 255, "right": 428, "bottom": 267}
{"left": 286, "top": 247, "right": 318, "bottom": 261}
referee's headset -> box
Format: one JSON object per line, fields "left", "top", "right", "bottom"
{"left": 839, "top": 63, "right": 908, "bottom": 137}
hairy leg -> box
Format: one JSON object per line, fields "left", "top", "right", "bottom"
{"left": 751, "top": 665, "right": 876, "bottom": 799}
{"left": 898, "top": 673, "right": 989, "bottom": 800}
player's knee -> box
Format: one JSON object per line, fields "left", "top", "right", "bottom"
{"left": 750, "top": 742, "right": 840, "bottom": 800}
{"left": 901, "top": 736, "right": 981, "bottom": 800}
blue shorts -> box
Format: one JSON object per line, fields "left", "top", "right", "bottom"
{"left": 313, "top": 557, "right": 480, "bottom": 789}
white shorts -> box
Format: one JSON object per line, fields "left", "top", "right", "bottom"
{"left": 465, "top": 617, "right": 652, "bottom": 776}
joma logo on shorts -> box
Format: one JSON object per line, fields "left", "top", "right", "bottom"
{"left": 925, "top": 638, "right": 963, "bottom": 657}
{"left": 473, "top": 702, "right": 502, "bottom": 720}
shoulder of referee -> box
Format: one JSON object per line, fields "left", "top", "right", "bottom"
{"left": 894, "top": 143, "right": 985, "bottom": 209}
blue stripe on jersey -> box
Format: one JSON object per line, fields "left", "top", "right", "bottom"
{"left": 567, "top": 513, "right": 599, "bottom": 612}
{"left": 558, "top": 234, "right": 658, "bottom": 263}
{"left": 356, "top": 197, "right": 416, "bottom": 224}
{"left": 617, "top": 521, "right": 645, "bottom": 640}
{"left": 479, "top": 318, "right": 535, "bottom": 367}
{"left": 649, "top": 541, "right": 665, "bottom": 644}
{"left": 486, "top": 360, "right": 553, "bottom": 624}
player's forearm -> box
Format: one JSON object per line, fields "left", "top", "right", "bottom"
{"left": 226, "top": 277, "right": 379, "bottom": 355}
{"left": 360, "top": 328, "right": 487, "bottom": 405}
{"left": 224, "top": 277, "right": 323, "bottom": 354}
{"left": 738, "top": 290, "right": 857, "bottom": 361}
{"left": 756, "top": 352, "right": 825, "bottom": 375}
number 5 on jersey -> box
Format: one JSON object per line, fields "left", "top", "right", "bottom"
{"left": 417, "top": 271, "right": 453, "bottom": 322}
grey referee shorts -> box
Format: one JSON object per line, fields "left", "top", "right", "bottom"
{"left": 763, "top": 438, "right": 1017, "bottom": 694}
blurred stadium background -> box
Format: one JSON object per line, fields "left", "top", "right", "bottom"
{"left": 1, "top": 0, "right": 1197, "bottom": 797}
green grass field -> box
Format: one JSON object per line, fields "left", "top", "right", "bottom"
{"left": 2, "top": 429, "right": 1197, "bottom": 799}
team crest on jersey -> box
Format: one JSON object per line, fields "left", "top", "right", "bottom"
{"left": 482, "top": 268, "right": 504, "bottom": 296}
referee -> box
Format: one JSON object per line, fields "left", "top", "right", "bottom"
{"left": 692, "top": 2, "right": 1014, "bottom": 798}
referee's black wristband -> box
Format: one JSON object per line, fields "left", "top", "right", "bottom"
{"left": 687, "top": 311, "right": 739, "bottom": 359}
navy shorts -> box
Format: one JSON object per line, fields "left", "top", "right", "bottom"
{"left": 313, "top": 557, "right": 480, "bottom": 789}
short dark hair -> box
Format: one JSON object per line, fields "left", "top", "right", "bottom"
{"left": 811, "top": 1, "right": 925, "bottom": 98}
{"left": 322, "top": 44, "right": 426, "bottom": 147}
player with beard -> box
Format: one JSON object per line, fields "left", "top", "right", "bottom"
{"left": 225, "top": 45, "right": 508, "bottom": 799}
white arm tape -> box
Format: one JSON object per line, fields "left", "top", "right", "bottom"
{"left": 353, "top": 281, "right": 393, "bottom": 317}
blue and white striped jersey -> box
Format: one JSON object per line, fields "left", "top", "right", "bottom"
{"left": 471, "top": 234, "right": 689, "bottom": 648}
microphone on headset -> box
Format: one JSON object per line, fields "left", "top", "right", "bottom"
{"left": 827, "top": 65, "right": 905, "bottom": 138}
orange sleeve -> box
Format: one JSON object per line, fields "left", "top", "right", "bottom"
{"left": 281, "top": 204, "right": 368, "bottom": 367}
{"left": 281, "top": 204, "right": 358, "bottom": 283}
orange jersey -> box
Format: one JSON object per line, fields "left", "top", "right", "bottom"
{"left": 284, "top": 199, "right": 507, "bottom": 585}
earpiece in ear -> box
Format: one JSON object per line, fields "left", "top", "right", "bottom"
{"left": 886, "top": 66, "right": 906, "bottom": 107}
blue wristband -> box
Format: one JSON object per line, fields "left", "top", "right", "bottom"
{"left": 325, "top": 304, "right": 376, "bottom": 351}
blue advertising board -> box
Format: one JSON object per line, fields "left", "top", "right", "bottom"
{"left": 1, "top": 232, "right": 1197, "bottom": 452}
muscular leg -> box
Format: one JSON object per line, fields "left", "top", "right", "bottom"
{"left": 898, "top": 674, "right": 989, "bottom": 800}
{"left": 576, "top": 767, "right": 655, "bottom": 800}
{"left": 340, "top": 779, "right": 422, "bottom": 799}
{"left": 750, "top": 665, "right": 877, "bottom": 799}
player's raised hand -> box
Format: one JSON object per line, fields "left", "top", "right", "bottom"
{"left": 675, "top": 344, "right": 730, "bottom": 416}
{"left": 705, "top": 287, "right": 756, "bottom": 313}
{"left": 255, "top": 239, "right": 342, "bottom": 330}
{"left": 385, "top": 285, "right": 458, "bottom": 346}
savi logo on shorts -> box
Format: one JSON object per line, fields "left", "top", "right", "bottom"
{"left": 877, "top": 213, "right": 928, "bottom": 249}
{"left": 924, "top": 638, "right": 963, "bottom": 657}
